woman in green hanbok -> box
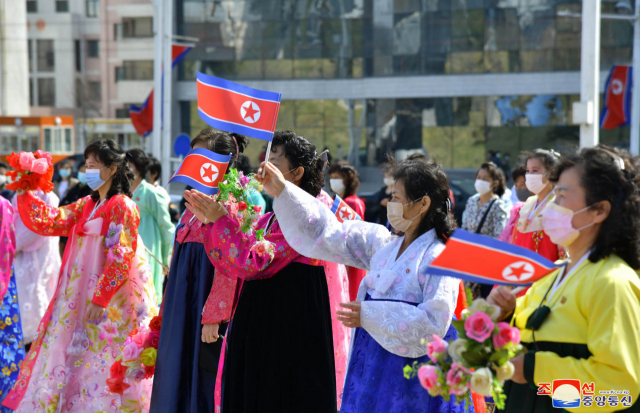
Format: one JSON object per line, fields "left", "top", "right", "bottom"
{"left": 127, "top": 148, "right": 175, "bottom": 303}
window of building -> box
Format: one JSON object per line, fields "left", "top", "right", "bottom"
{"left": 75, "top": 40, "right": 82, "bottom": 71}
{"left": 88, "top": 81, "right": 101, "bottom": 100}
{"left": 86, "top": 0, "right": 99, "bottom": 17}
{"left": 26, "top": 1, "right": 37, "bottom": 13}
{"left": 28, "top": 40, "right": 33, "bottom": 73}
{"left": 122, "top": 17, "right": 153, "bottom": 38}
{"left": 29, "top": 79, "right": 35, "bottom": 106}
{"left": 87, "top": 40, "right": 99, "bottom": 58}
{"left": 115, "top": 106, "right": 132, "bottom": 118}
{"left": 56, "top": 0, "right": 69, "bottom": 12}
{"left": 119, "top": 60, "right": 153, "bottom": 80}
{"left": 37, "top": 78, "right": 55, "bottom": 106}
{"left": 36, "top": 39, "right": 54, "bottom": 72}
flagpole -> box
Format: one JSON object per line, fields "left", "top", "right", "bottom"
{"left": 630, "top": 0, "right": 640, "bottom": 155}
{"left": 262, "top": 141, "right": 272, "bottom": 178}
{"left": 152, "top": 0, "right": 163, "bottom": 161}
{"left": 161, "top": 0, "right": 174, "bottom": 187}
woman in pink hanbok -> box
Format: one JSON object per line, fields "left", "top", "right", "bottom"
{"left": 2, "top": 139, "right": 157, "bottom": 413}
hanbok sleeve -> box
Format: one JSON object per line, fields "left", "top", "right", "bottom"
{"left": 525, "top": 267, "right": 640, "bottom": 411}
{"left": 272, "top": 183, "right": 395, "bottom": 271}
{"left": 149, "top": 186, "right": 175, "bottom": 266}
{"left": 201, "top": 272, "right": 237, "bottom": 324}
{"left": 92, "top": 196, "right": 139, "bottom": 307}
{"left": 360, "top": 248, "right": 460, "bottom": 358}
{"left": 17, "top": 191, "right": 87, "bottom": 237}
{"left": 201, "top": 214, "right": 302, "bottom": 280}
{"left": 0, "top": 198, "right": 15, "bottom": 301}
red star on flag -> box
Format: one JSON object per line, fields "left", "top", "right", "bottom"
{"left": 243, "top": 103, "right": 259, "bottom": 122}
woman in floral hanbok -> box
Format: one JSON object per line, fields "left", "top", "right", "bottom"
{"left": 2, "top": 139, "right": 157, "bottom": 413}
{"left": 0, "top": 196, "right": 26, "bottom": 412}
{"left": 255, "top": 157, "right": 475, "bottom": 413}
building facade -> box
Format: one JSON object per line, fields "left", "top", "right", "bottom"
{"left": 174, "top": 0, "right": 634, "bottom": 168}
{"left": 25, "top": 0, "right": 151, "bottom": 150}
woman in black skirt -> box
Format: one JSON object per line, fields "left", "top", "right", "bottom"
{"left": 184, "top": 130, "right": 336, "bottom": 413}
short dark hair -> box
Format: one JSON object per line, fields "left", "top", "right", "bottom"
{"left": 272, "top": 130, "right": 326, "bottom": 197}
{"left": 78, "top": 160, "right": 86, "bottom": 170}
{"left": 523, "top": 149, "right": 560, "bottom": 173}
{"left": 477, "top": 162, "right": 506, "bottom": 197}
{"left": 511, "top": 164, "right": 526, "bottom": 182}
{"left": 84, "top": 139, "right": 134, "bottom": 201}
{"left": 126, "top": 148, "right": 150, "bottom": 178}
{"left": 407, "top": 153, "right": 429, "bottom": 162}
{"left": 148, "top": 156, "right": 161, "bottom": 179}
{"left": 190, "top": 129, "right": 249, "bottom": 169}
{"left": 328, "top": 162, "right": 360, "bottom": 198}
{"left": 392, "top": 159, "right": 456, "bottom": 242}
{"left": 58, "top": 160, "right": 72, "bottom": 169}
{"left": 550, "top": 145, "right": 640, "bottom": 270}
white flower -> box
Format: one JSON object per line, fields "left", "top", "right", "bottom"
{"left": 494, "top": 361, "right": 515, "bottom": 383}
{"left": 448, "top": 338, "right": 468, "bottom": 362}
{"left": 468, "top": 298, "right": 501, "bottom": 321}
{"left": 470, "top": 367, "right": 493, "bottom": 396}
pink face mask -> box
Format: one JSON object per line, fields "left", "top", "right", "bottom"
{"left": 541, "top": 201, "right": 595, "bottom": 247}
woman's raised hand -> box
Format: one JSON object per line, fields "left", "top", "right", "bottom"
{"left": 487, "top": 286, "right": 517, "bottom": 321}
{"left": 255, "top": 162, "right": 287, "bottom": 197}
{"left": 184, "top": 190, "right": 228, "bottom": 225}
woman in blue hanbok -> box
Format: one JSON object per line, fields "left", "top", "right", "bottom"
{"left": 0, "top": 195, "right": 25, "bottom": 412}
{"left": 257, "top": 158, "right": 474, "bottom": 413}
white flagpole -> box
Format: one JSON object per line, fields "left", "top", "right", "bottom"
{"left": 261, "top": 141, "right": 272, "bottom": 177}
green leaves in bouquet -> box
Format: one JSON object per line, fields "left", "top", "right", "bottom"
{"left": 255, "top": 229, "right": 266, "bottom": 243}
{"left": 403, "top": 361, "right": 427, "bottom": 380}
{"left": 460, "top": 339, "right": 492, "bottom": 366}
{"left": 492, "top": 376, "right": 507, "bottom": 410}
{"left": 489, "top": 349, "right": 511, "bottom": 367}
{"left": 451, "top": 319, "right": 467, "bottom": 339}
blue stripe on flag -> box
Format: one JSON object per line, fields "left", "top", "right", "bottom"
{"left": 624, "top": 67, "right": 633, "bottom": 124}
{"left": 600, "top": 67, "right": 614, "bottom": 128}
{"left": 186, "top": 148, "right": 233, "bottom": 163}
{"left": 172, "top": 47, "right": 192, "bottom": 69}
{"left": 196, "top": 72, "right": 282, "bottom": 102}
{"left": 451, "top": 229, "right": 559, "bottom": 269}
{"left": 169, "top": 175, "right": 220, "bottom": 195}
{"left": 427, "top": 267, "right": 552, "bottom": 287}
{"left": 330, "top": 196, "right": 342, "bottom": 215}
{"left": 197, "top": 108, "right": 275, "bottom": 141}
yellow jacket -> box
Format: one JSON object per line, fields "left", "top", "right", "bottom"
{"left": 514, "top": 253, "right": 640, "bottom": 412}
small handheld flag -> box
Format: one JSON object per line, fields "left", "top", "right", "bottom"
{"left": 196, "top": 72, "right": 282, "bottom": 142}
{"left": 427, "top": 229, "right": 565, "bottom": 287}
{"left": 168, "top": 148, "right": 231, "bottom": 195}
{"left": 331, "top": 195, "right": 362, "bottom": 223}
{"left": 130, "top": 44, "right": 193, "bottom": 137}
{"left": 600, "top": 65, "right": 632, "bottom": 130}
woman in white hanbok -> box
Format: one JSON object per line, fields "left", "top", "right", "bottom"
{"left": 253, "top": 159, "right": 474, "bottom": 413}
{"left": 11, "top": 190, "right": 61, "bottom": 345}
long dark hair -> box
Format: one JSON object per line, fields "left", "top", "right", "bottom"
{"left": 392, "top": 159, "right": 456, "bottom": 243}
{"left": 272, "top": 130, "right": 326, "bottom": 197}
{"left": 126, "top": 148, "right": 150, "bottom": 178}
{"left": 328, "top": 163, "right": 360, "bottom": 198}
{"left": 84, "top": 139, "right": 134, "bottom": 201}
{"left": 190, "top": 129, "right": 248, "bottom": 169}
{"left": 550, "top": 145, "right": 640, "bottom": 269}
{"left": 477, "top": 162, "right": 506, "bottom": 197}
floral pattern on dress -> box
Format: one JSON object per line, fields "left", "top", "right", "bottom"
{"left": 0, "top": 269, "right": 26, "bottom": 413}
{"left": 461, "top": 194, "right": 509, "bottom": 239}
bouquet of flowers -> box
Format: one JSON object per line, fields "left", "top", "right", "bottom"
{"left": 215, "top": 168, "right": 275, "bottom": 261}
{"left": 106, "top": 316, "right": 162, "bottom": 394}
{"left": 403, "top": 298, "right": 524, "bottom": 410}
{"left": 6, "top": 150, "right": 55, "bottom": 193}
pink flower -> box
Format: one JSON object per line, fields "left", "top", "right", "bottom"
{"left": 99, "top": 320, "right": 118, "bottom": 343}
{"left": 30, "top": 158, "right": 49, "bottom": 174}
{"left": 427, "top": 334, "right": 448, "bottom": 362}
{"left": 446, "top": 363, "right": 470, "bottom": 396}
{"left": 19, "top": 152, "right": 35, "bottom": 170}
{"left": 35, "top": 150, "right": 53, "bottom": 166}
{"left": 492, "top": 322, "right": 521, "bottom": 349}
{"left": 122, "top": 342, "right": 143, "bottom": 360}
{"left": 132, "top": 331, "right": 148, "bottom": 349}
{"left": 125, "top": 366, "right": 146, "bottom": 383}
{"left": 418, "top": 365, "right": 439, "bottom": 391}
{"left": 464, "top": 312, "right": 495, "bottom": 343}
{"left": 145, "top": 330, "right": 160, "bottom": 349}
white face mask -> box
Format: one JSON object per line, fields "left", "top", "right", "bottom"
{"left": 330, "top": 178, "right": 345, "bottom": 195}
{"left": 474, "top": 179, "right": 492, "bottom": 196}
{"left": 525, "top": 173, "right": 548, "bottom": 195}
{"left": 0, "top": 175, "right": 6, "bottom": 186}
{"left": 387, "top": 198, "right": 423, "bottom": 233}
{"left": 383, "top": 177, "right": 394, "bottom": 187}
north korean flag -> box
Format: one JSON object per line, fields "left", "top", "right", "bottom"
{"left": 427, "top": 229, "right": 565, "bottom": 287}
{"left": 130, "top": 45, "right": 192, "bottom": 137}
{"left": 600, "top": 65, "right": 632, "bottom": 130}
{"left": 331, "top": 195, "right": 361, "bottom": 223}
{"left": 196, "top": 72, "right": 282, "bottom": 141}
{"left": 168, "top": 148, "right": 231, "bottom": 195}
